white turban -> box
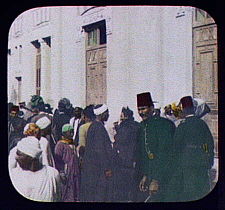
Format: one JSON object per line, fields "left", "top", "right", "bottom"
{"left": 17, "top": 136, "right": 42, "bottom": 158}
{"left": 36, "top": 116, "right": 51, "bottom": 130}
{"left": 94, "top": 104, "right": 108, "bottom": 115}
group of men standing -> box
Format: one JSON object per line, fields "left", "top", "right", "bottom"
{"left": 135, "top": 93, "right": 214, "bottom": 202}
{"left": 8, "top": 91, "right": 214, "bottom": 202}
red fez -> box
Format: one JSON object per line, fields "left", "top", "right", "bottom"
{"left": 137, "top": 92, "right": 154, "bottom": 107}
{"left": 10, "top": 105, "right": 19, "bottom": 112}
{"left": 180, "top": 96, "right": 194, "bottom": 109}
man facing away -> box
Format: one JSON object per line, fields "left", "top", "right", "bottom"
{"left": 54, "top": 124, "right": 80, "bottom": 202}
{"left": 9, "top": 135, "right": 61, "bottom": 202}
{"left": 166, "top": 96, "right": 214, "bottom": 202}
{"left": 36, "top": 116, "right": 55, "bottom": 167}
{"left": 52, "top": 98, "right": 74, "bottom": 143}
{"left": 137, "top": 92, "right": 176, "bottom": 202}
{"left": 80, "top": 104, "right": 114, "bottom": 202}
{"left": 26, "top": 95, "right": 49, "bottom": 123}
{"left": 112, "top": 106, "right": 140, "bottom": 202}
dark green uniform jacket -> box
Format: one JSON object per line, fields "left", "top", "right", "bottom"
{"left": 167, "top": 115, "right": 214, "bottom": 202}
{"left": 138, "top": 115, "right": 176, "bottom": 201}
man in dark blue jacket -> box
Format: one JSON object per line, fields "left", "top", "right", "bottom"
{"left": 112, "top": 106, "right": 140, "bottom": 202}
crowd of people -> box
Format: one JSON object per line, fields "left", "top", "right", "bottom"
{"left": 8, "top": 92, "right": 214, "bottom": 202}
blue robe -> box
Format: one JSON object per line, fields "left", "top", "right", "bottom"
{"left": 80, "top": 121, "right": 114, "bottom": 202}
{"left": 112, "top": 119, "right": 140, "bottom": 201}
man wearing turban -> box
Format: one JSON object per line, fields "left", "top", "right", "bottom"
{"left": 9, "top": 136, "right": 61, "bottom": 202}
{"left": 80, "top": 104, "right": 114, "bottom": 202}
{"left": 54, "top": 124, "right": 80, "bottom": 202}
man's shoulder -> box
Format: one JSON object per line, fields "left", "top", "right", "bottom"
{"left": 87, "top": 120, "right": 100, "bottom": 132}
{"left": 44, "top": 165, "right": 59, "bottom": 177}
{"left": 131, "top": 120, "right": 140, "bottom": 125}
{"left": 40, "top": 137, "right": 49, "bottom": 146}
{"left": 152, "top": 116, "right": 175, "bottom": 127}
{"left": 80, "top": 122, "right": 92, "bottom": 129}
{"left": 91, "top": 120, "right": 103, "bottom": 127}
{"left": 184, "top": 116, "right": 209, "bottom": 129}
{"left": 9, "top": 146, "right": 17, "bottom": 156}
{"left": 55, "top": 141, "right": 65, "bottom": 149}
{"left": 127, "top": 120, "right": 140, "bottom": 129}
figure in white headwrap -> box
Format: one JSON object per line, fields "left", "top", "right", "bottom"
{"left": 80, "top": 104, "right": 115, "bottom": 202}
{"left": 36, "top": 116, "right": 55, "bottom": 167}
{"left": 9, "top": 122, "right": 54, "bottom": 172}
{"left": 9, "top": 136, "right": 61, "bottom": 202}
{"left": 8, "top": 123, "right": 41, "bottom": 171}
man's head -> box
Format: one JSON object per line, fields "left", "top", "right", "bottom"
{"left": 9, "top": 105, "right": 20, "bottom": 117}
{"left": 120, "top": 106, "right": 134, "bottom": 122}
{"left": 23, "top": 123, "right": 41, "bottom": 139}
{"left": 82, "top": 105, "right": 96, "bottom": 123}
{"left": 74, "top": 107, "right": 83, "bottom": 119}
{"left": 30, "top": 95, "right": 45, "bottom": 112}
{"left": 36, "top": 116, "right": 51, "bottom": 136}
{"left": 137, "top": 92, "right": 154, "bottom": 121}
{"left": 16, "top": 136, "right": 42, "bottom": 171}
{"left": 62, "top": 124, "right": 74, "bottom": 140}
{"left": 180, "top": 96, "right": 194, "bottom": 116}
{"left": 58, "top": 98, "right": 72, "bottom": 112}
{"left": 94, "top": 104, "right": 109, "bottom": 122}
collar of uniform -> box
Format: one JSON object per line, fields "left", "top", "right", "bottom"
{"left": 142, "top": 115, "right": 160, "bottom": 124}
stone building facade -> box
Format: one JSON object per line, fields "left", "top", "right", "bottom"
{"left": 7, "top": 6, "right": 218, "bottom": 162}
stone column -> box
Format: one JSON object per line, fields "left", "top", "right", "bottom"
{"left": 40, "top": 38, "right": 52, "bottom": 104}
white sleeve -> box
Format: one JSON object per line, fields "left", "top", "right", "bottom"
{"left": 69, "top": 117, "right": 75, "bottom": 126}
{"left": 39, "top": 138, "right": 50, "bottom": 166}
{"left": 8, "top": 147, "right": 18, "bottom": 172}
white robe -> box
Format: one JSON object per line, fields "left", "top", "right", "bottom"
{"left": 69, "top": 117, "right": 80, "bottom": 141}
{"left": 39, "top": 137, "right": 55, "bottom": 167}
{"left": 9, "top": 165, "right": 61, "bottom": 202}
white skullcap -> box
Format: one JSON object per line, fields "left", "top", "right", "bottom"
{"left": 94, "top": 104, "right": 108, "bottom": 115}
{"left": 17, "top": 136, "right": 42, "bottom": 158}
{"left": 36, "top": 116, "right": 51, "bottom": 129}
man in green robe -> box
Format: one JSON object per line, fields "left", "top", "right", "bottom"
{"left": 137, "top": 92, "right": 176, "bottom": 202}
{"left": 166, "top": 96, "right": 214, "bottom": 202}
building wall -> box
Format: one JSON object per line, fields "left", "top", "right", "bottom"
{"left": 8, "top": 6, "right": 193, "bottom": 126}
{"left": 8, "top": 7, "right": 54, "bottom": 104}
{"left": 107, "top": 6, "right": 193, "bottom": 124}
